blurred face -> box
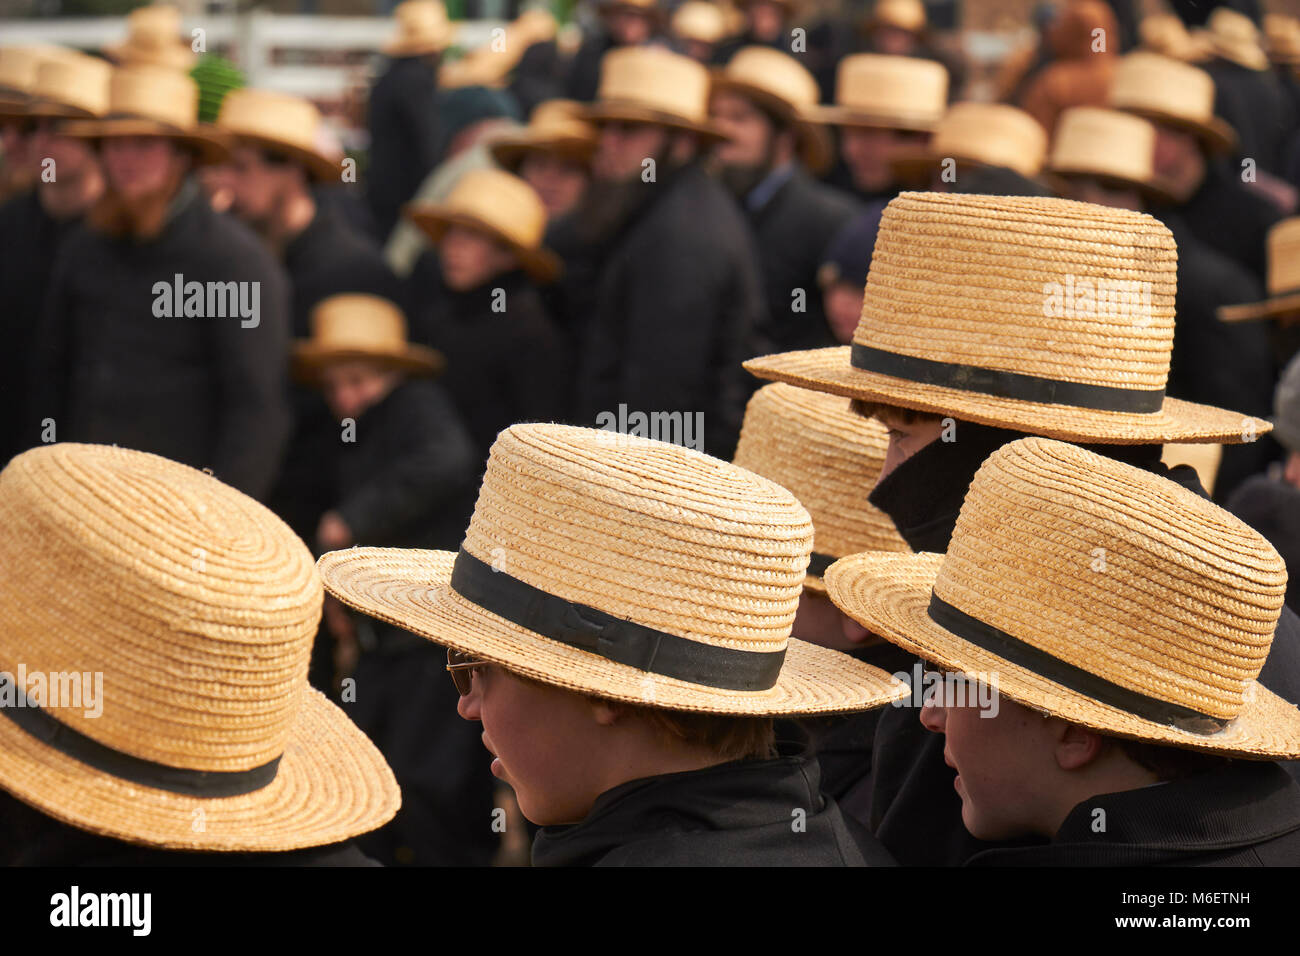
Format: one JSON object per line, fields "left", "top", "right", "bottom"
{"left": 606, "top": 8, "right": 654, "bottom": 46}
{"left": 877, "top": 409, "right": 948, "bottom": 481}
{"left": 710, "top": 90, "right": 776, "bottom": 169}
{"left": 457, "top": 664, "right": 609, "bottom": 825}
{"left": 318, "top": 359, "right": 400, "bottom": 421}
{"left": 228, "top": 145, "right": 299, "bottom": 227}
{"left": 919, "top": 681, "right": 1059, "bottom": 840}
{"left": 518, "top": 152, "right": 589, "bottom": 219}
{"left": 592, "top": 120, "right": 669, "bottom": 181}
{"left": 1286, "top": 449, "right": 1300, "bottom": 490}
{"left": 823, "top": 281, "right": 862, "bottom": 344}
{"left": 873, "top": 25, "right": 918, "bottom": 56}
{"left": 840, "top": 126, "right": 925, "bottom": 194}
{"left": 747, "top": 0, "right": 785, "bottom": 41}
{"left": 792, "top": 588, "right": 874, "bottom": 651}
{"left": 439, "top": 224, "right": 519, "bottom": 291}
{"left": 100, "top": 136, "right": 187, "bottom": 200}
{"left": 1, "top": 120, "right": 32, "bottom": 171}
{"left": 29, "top": 118, "right": 99, "bottom": 181}
{"left": 1152, "top": 123, "right": 1206, "bottom": 199}
{"left": 1064, "top": 176, "right": 1142, "bottom": 212}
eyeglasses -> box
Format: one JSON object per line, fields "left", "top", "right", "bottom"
{"left": 446, "top": 647, "right": 487, "bottom": 696}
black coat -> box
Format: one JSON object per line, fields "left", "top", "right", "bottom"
{"left": 32, "top": 181, "right": 291, "bottom": 500}
{"left": 366, "top": 55, "right": 442, "bottom": 241}
{"left": 0, "top": 190, "right": 79, "bottom": 466}
{"left": 1227, "top": 474, "right": 1300, "bottom": 613}
{"left": 410, "top": 264, "right": 572, "bottom": 461}
{"left": 334, "top": 379, "right": 479, "bottom": 553}
{"left": 563, "top": 30, "right": 616, "bottom": 103}
{"left": 967, "top": 761, "right": 1300, "bottom": 866}
{"left": 530, "top": 750, "right": 896, "bottom": 866}
{"left": 574, "top": 162, "right": 768, "bottom": 459}
{"left": 747, "top": 167, "right": 861, "bottom": 353}
{"left": 1207, "top": 58, "right": 1294, "bottom": 177}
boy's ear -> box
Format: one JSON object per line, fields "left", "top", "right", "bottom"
{"left": 587, "top": 695, "right": 624, "bottom": 728}
{"left": 1054, "top": 720, "right": 1106, "bottom": 771}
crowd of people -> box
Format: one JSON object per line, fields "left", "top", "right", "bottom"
{"left": 1, "top": 0, "right": 1300, "bottom": 868}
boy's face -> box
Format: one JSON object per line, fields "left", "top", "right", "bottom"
{"left": 876, "top": 409, "right": 947, "bottom": 481}
{"left": 439, "top": 224, "right": 520, "bottom": 292}
{"left": 840, "top": 126, "right": 925, "bottom": 194}
{"left": 100, "top": 135, "right": 186, "bottom": 201}
{"left": 792, "top": 588, "right": 874, "bottom": 651}
{"left": 518, "top": 152, "right": 589, "bottom": 220}
{"left": 1286, "top": 449, "right": 1300, "bottom": 490}
{"left": 318, "top": 359, "right": 401, "bottom": 422}
{"left": 456, "top": 664, "right": 610, "bottom": 825}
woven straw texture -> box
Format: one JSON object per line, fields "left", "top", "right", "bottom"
{"left": 0, "top": 443, "right": 399, "bottom": 850}
{"left": 826, "top": 437, "right": 1300, "bottom": 758}
{"left": 732, "top": 383, "right": 909, "bottom": 593}
{"left": 747, "top": 192, "right": 1271, "bottom": 444}
{"left": 319, "top": 423, "right": 908, "bottom": 715}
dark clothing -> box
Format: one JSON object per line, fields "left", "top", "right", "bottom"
{"left": 574, "top": 162, "right": 767, "bottom": 458}
{"left": 1208, "top": 58, "right": 1293, "bottom": 177}
{"left": 510, "top": 40, "right": 565, "bottom": 117}
{"left": 1227, "top": 474, "right": 1300, "bottom": 612}
{"left": 0, "top": 189, "right": 79, "bottom": 466}
{"left": 967, "top": 761, "right": 1300, "bottom": 866}
{"left": 746, "top": 167, "right": 861, "bottom": 353}
{"left": 530, "top": 750, "right": 895, "bottom": 866}
{"left": 564, "top": 30, "right": 618, "bottom": 103}
{"left": 410, "top": 264, "right": 571, "bottom": 461}
{"left": 0, "top": 790, "right": 378, "bottom": 866}
{"left": 366, "top": 55, "right": 442, "bottom": 241}
{"left": 32, "top": 182, "right": 291, "bottom": 499}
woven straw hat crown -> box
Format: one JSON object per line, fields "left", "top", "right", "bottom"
{"left": 1265, "top": 217, "right": 1300, "bottom": 296}
{"left": 386, "top": 0, "right": 453, "bottom": 55}
{"left": 715, "top": 46, "right": 822, "bottom": 115}
{"left": 1108, "top": 51, "right": 1235, "bottom": 152}
{"left": 872, "top": 0, "right": 926, "bottom": 32}
{"left": 0, "top": 45, "right": 76, "bottom": 99}
{"left": 936, "top": 437, "right": 1286, "bottom": 725}
{"left": 1206, "top": 6, "right": 1269, "bottom": 70}
{"left": 673, "top": 1, "right": 730, "bottom": 43}
{"left": 820, "top": 53, "right": 947, "bottom": 130}
{"left": 30, "top": 52, "right": 112, "bottom": 117}
{"left": 216, "top": 87, "right": 337, "bottom": 180}
{"left": 108, "top": 5, "right": 195, "bottom": 72}
{"left": 927, "top": 102, "right": 1046, "bottom": 177}
{"left": 1049, "top": 106, "right": 1158, "bottom": 186}
{"left": 488, "top": 99, "right": 595, "bottom": 169}
{"left": 411, "top": 167, "right": 548, "bottom": 249}
{"left": 103, "top": 63, "right": 201, "bottom": 129}
{"left": 295, "top": 293, "right": 441, "bottom": 378}
{"left": 0, "top": 443, "right": 320, "bottom": 771}
{"left": 591, "top": 46, "right": 716, "bottom": 129}
{"left": 733, "top": 383, "right": 909, "bottom": 590}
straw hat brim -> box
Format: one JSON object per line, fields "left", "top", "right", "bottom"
{"left": 1117, "top": 104, "right": 1237, "bottom": 155}
{"left": 581, "top": 101, "right": 731, "bottom": 142}
{"left": 104, "top": 41, "right": 197, "bottom": 72}
{"left": 488, "top": 134, "right": 595, "bottom": 171}
{"left": 21, "top": 100, "right": 99, "bottom": 122}
{"left": 406, "top": 206, "right": 563, "bottom": 284}
{"left": 1218, "top": 290, "right": 1300, "bottom": 323}
{"left": 709, "top": 75, "right": 832, "bottom": 173}
{"left": 226, "top": 130, "right": 341, "bottom": 182}
{"left": 292, "top": 341, "right": 445, "bottom": 380}
{"left": 806, "top": 104, "right": 939, "bottom": 133}
{"left": 824, "top": 551, "right": 1300, "bottom": 759}
{"left": 317, "top": 548, "right": 910, "bottom": 716}
{"left": 60, "top": 117, "right": 231, "bottom": 165}
{"left": 743, "top": 347, "right": 1271, "bottom": 444}
{"left": 0, "top": 685, "right": 401, "bottom": 851}
{"left": 1045, "top": 164, "right": 1178, "bottom": 206}
{"left": 891, "top": 150, "right": 1042, "bottom": 184}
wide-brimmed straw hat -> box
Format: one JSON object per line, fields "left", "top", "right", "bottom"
{"left": 406, "top": 167, "right": 562, "bottom": 283}
{"left": 1139, "top": 14, "right": 1212, "bottom": 63}
{"left": 319, "top": 423, "right": 909, "bottom": 716}
{"left": 104, "top": 4, "right": 196, "bottom": 73}
{"left": 0, "top": 46, "right": 80, "bottom": 119}
{"left": 582, "top": 46, "right": 729, "bottom": 141}
{"left": 488, "top": 99, "right": 596, "bottom": 170}
{"left": 216, "top": 87, "right": 340, "bottom": 181}
{"left": 733, "top": 383, "right": 909, "bottom": 593}
{"left": 9, "top": 51, "right": 111, "bottom": 122}
{"left": 1219, "top": 217, "right": 1300, "bottom": 322}
{"left": 745, "top": 191, "right": 1271, "bottom": 445}
{"left": 1264, "top": 13, "right": 1300, "bottom": 65}
{"left": 1046, "top": 106, "right": 1175, "bottom": 204}
{"left": 61, "top": 64, "right": 230, "bottom": 165}
{"left": 1204, "top": 6, "right": 1270, "bottom": 71}
{"left": 710, "top": 46, "right": 832, "bottom": 173}
{"left": 810, "top": 54, "right": 947, "bottom": 132}
{"left": 439, "top": 8, "right": 557, "bottom": 89}
{"left": 294, "top": 294, "right": 443, "bottom": 380}
{"left": 384, "top": 0, "right": 454, "bottom": 56}
{"left": 1108, "top": 52, "right": 1236, "bottom": 155}
{"left": 672, "top": 1, "right": 732, "bottom": 45}
{"left": 0, "top": 443, "right": 400, "bottom": 850}
{"left": 826, "top": 436, "right": 1300, "bottom": 759}
{"left": 868, "top": 0, "right": 927, "bottom": 33}
{"left": 891, "top": 101, "right": 1046, "bottom": 182}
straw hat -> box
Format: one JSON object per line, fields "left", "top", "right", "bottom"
{"left": 440, "top": 10, "right": 556, "bottom": 90}
{"left": 672, "top": 1, "right": 731, "bottom": 45}
{"left": 1108, "top": 52, "right": 1236, "bottom": 155}
{"left": 1219, "top": 217, "right": 1300, "bottom": 322}
{"left": 868, "top": 0, "right": 927, "bottom": 33}
{"left": 733, "top": 383, "right": 909, "bottom": 593}
{"left": 582, "top": 46, "right": 728, "bottom": 141}
{"left": 216, "top": 88, "right": 339, "bottom": 182}
{"left": 711, "top": 46, "right": 832, "bottom": 172}
{"left": 406, "top": 167, "right": 562, "bottom": 283}
{"left": 318, "top": 423, "right": 908, "bottom": 716}
{"left": 489, "top": 99, "right": 596, "bottom": 170}
{"left": 4, "top": 51, "right": 110, "bottom": 122}
{"left": 745, "top": 191, "right": 1271, "bottom": 445}
{"left": 384, "top": 0, "right": 454, "bottom": 57}
{"left": 1264, "top": 14, "right": 1300, "bottom": 65}
{"left": 61, "top": 64, "right": 230, "bottom": 165}
{"left": 104, "top": 5, "right": 196, "bottom": 73}
{"left": 0, "top": 46, "right": 80, "bottom": 118}
{"left": 810, "top": 54, "right": 947, "bottom": 132}
{"left": 892, "top": 102, "right": 1047, "bottom": 182}
{"left": 294, "top": 294, "right": 443, "bottom": 380}
{"left": 0, "top": 443, "right": 400, "bottom": 850}
{"left": 826, "top": 437, "right": 1300, "bottom": 759}
{"left": 1139, "top": 14, "right": 1212, "bottom": 62}
{"left": 1046, "top": 106, "right": 1175, "bottom": 203}
{"left": 1204, "top": 7, "right": 1270, "bottom": 71}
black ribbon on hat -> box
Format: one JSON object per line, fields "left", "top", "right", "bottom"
{"left": 926, "top": 592, "right": 1231, "bottom": 734}
{"left": 450, "top": 549, "right": 786, "bottom": 691}
{"left": 851, "top": 344, "right": 1167, "bottom": 414}
{"left": 0, "top": 674, "right": 281, "bottom": 797}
